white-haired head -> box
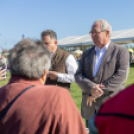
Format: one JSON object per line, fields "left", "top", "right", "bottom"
{"left": 93, "top": 19, "right": 112, "bottom": 36}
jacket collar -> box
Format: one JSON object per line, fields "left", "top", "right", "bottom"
{"left": 9, "top": 75, "right": 43, "bottom": 86}
{"left": 95, "top": 40, "right": 110, "bottom": 52}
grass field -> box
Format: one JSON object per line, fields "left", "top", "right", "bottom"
{"left": 1, "top": 64, "right": 134, "bottom": 125}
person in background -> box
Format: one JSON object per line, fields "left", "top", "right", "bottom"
{"left": 0, "top": 54, "right": 7, "bottom": 80}
{"left": 0, "top": 38, "right": 88, "bottom": 134}
{"left": 76, "top": 54, "right": 82, "bottom": 65}
{"left": 1, "top": 55, "right": 7, "bottom": 66}
{"left": 41, "top": 30, "right": 78, "bottom": 90}
{"left": 129, "top": 52, "right": 132, "bottom": 65}
{"left": 75, "top": 19, "right": 129, "bottom": 128}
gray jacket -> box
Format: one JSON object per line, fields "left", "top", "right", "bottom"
{"left": 75, "top": 41, "right": 129, "bottom": 119}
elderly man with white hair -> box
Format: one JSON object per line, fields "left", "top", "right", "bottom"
{"left": 75, "top": 19, "right": 129, "bottom": 127}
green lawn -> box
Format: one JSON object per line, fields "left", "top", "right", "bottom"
{"left": 1, "top": 65, "right": 134, "bottom": 125}
{"left": 0, "top": 71, "right": 11, "bottom": 87}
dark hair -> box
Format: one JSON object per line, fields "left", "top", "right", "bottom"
{"left": 41, "top": 30, "right": 57, "bottom": 40}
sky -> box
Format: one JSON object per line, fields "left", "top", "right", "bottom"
{"left": 0, "top": 0, "right": 134, "bottom": 50}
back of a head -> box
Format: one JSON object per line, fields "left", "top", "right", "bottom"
{"left": 8, "top": 38, "right": 51, "bottom": 79}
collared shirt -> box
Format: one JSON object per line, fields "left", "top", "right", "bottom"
{"left": 94, "top": 41, "right": 110, "bottom": 77}
{"left": 50, "top": 52, "right": 55, "bottom": 60}
{"left": 50, "top": 53, "right": 78, "bottom": 83}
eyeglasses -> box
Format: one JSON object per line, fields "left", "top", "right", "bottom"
{"left": 89, "top": 30, "right": 107, "bottom": 35}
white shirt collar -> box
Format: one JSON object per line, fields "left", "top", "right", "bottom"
{"left": 50, "top": 48, "right": 57, "bottom": 58}
{"left": 50, "top": 51, "right": 56, "bottom": 60}
{"left": 95, "top": 40, "right": 110, "bottom": 52}
{"left": 51, "top": 52, "right": 55, "bottom": 57}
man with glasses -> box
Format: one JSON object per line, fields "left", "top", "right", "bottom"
{"left": 75, "top": 19, "right": 129, "bottom": 127}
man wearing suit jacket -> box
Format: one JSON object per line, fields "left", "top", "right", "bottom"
{"left": 75, "top": 19, "right": 129, "bottom": 127}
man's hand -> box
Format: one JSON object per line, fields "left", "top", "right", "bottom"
{"left": 0, "top": 68, "right": 6, "bottom": 80}
{"left": 86, "top": 96, "right": 96, "bottom": 107}
{"left": 47, "top": 71, "right": 58, "bottom": 81}
{"left": 90, "top": 84, "right": 104, "bottom": 98}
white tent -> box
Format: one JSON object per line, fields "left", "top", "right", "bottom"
{"left": 58, "top": 29, "right": 134, "bottom": 51}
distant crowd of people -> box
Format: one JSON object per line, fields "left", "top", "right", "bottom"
{"left": 0, "top": 19, "right": 132, "bottom": 134}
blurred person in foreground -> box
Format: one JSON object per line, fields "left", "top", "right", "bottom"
{"left": 41, "top": 30, "right": 78, "bottom": 90}
{"left": 75, "top": 19, "right": 129, "bottom": 127}
{"left": 89, "top": 84, "right": 134, "bottom": 134}
{"left": 0, "top": 39, "right": 88, "bottom": 134}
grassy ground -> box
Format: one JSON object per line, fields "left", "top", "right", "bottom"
{"left": 0, "top": 71, "right": 11, "bottom": 87}
{"left": 1, "top": 64, "right": 134, "bottom": 125}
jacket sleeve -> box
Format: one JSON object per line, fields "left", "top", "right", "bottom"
{"left": 102, "top": 47, "right": 129, "bottom": 92}
{"left": 75, "top": 51, "right": 96, "bottom": 94}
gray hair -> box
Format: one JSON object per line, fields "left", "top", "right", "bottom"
{"left": 8, "top": 38, "right": 51, "bottom": 79}
{"left": 94, "top": 19, "right": 112, "bottom": 34}
{"left": 41, "top": 30, "right": 57, "bottom": 40}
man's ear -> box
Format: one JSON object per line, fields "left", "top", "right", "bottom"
{"left": 41, "top": 70, "right": 48, "bottom": 82}
{"left": 55, "top": 40, "right": 57, "bottom": 46}
{"left": 106, "top": 31, "right": 110, "bottom": 37}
